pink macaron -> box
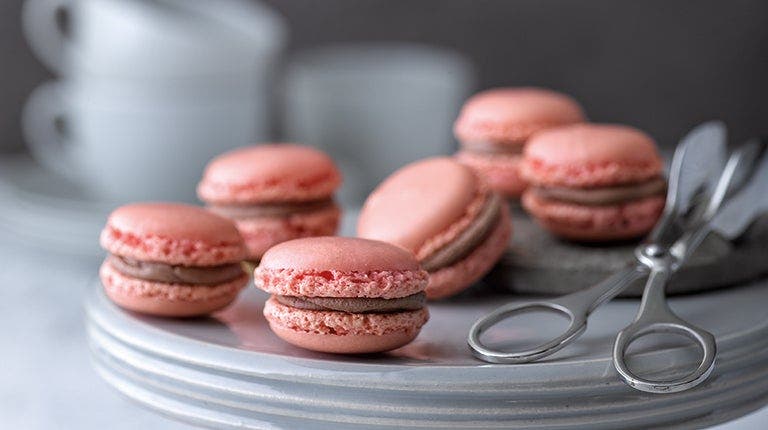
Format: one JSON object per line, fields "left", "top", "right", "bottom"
{"left": 357, "top": 157, "right": 511, "bottom": 300}
{"left": 453, "top": 87, "right": 586, "bottom": 197}
{"left": 254, "top": 237, "right": 429, "bottom": 354}
{"left": 99, "top": 203, "right": 249, "bottom": 317}
{"left": 521, "top": 123, "right": 667, "bottom": 242}
{"left": 197, "top": 144, "right": 343, "bottom": 262}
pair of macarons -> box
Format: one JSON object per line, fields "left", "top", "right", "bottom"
{"left": 98, "top": 202, "right": 431, "bottom": 354}
{"left": 453, "top": 86, "right": 665, "bottom": 241}
{"left": 454, "top": 87, "right": 587, "bottom": 197}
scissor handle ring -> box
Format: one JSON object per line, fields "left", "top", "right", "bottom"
{"left": 468, "top": 301, "right": 587, "bottom": 364}
{"left": 612, "top": 321, "right": 717, "bottom": 394}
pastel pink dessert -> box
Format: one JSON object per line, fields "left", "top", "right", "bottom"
{"left": 99, "top": 203, "right": 249, "bottom": 317}
{"left": 521, "top": 123, "right": 666, "bottom": 241}
{"left": 357, "top": 157, "right": 511, "bottom": 299}
{"left": 197, "top": 144, "right": 342, "bottom": 262}
{"left": 254, "top": 237, "right": 429, "bottom": 354}
{"left": 453, "top": 87, "right": 586, "bottom": 197}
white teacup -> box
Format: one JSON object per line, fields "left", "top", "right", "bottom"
{"left": 22, "top": 81, "right": 266, "bottom": 203}
{"left": 20, "top": 0, "right": 285, "bottom": 202}
{"left": 22, "top": 0, "right": 286, "bottom": 78}
{"left": 284, "top": 44, "right": 476, "bottom": 205}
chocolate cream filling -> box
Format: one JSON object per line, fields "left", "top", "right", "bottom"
{"left": 209, "top": 197, "right": 335, "bottom": 219}
{"left": 275, "top": 292, "right": 426, "bottom": 313}
{"left": 109, "top": 255, "right": 245, "bottom": 285}
{"left": 532, "top": 177, "right": 667, "bottom": 206}
{"left": 420, "top": 193, "right": 503, "bottom": 272}
{"left": 461, "top": 140, "right": 525, "bottom": 155}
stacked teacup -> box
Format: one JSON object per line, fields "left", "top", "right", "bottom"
{"left": 22, "top": 0, "right": 286, "bottom": 202}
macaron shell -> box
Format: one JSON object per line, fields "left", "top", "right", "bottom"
{"left": 426, "top": 205, "right": 511, "bottom": 299}
{"left": 255, "top": 267, "right": 428, "bottom": 299}
{"left": 269, "top": 324, "right": 421, "bottom": 354}
{"left": 264, "top": 296, "right": 428, "bottom": 353}
{"left": 522, "top": 124, "right": 663, "bottom": 188}
{"left": 198, "top": 144, "right": 342, "bottom": 204}
{"left": 522, "top": 191, "right": 665, "bottom": 241}
{"left": 235, "top": 204, "right": 341, "bottom": 261}
{"left": 454, "top": 87, "right": 586, "bottom": 144}
{"left": 259, "top": 236, "right": 422, "bottom": 273}
{"left": 456, "top": 151, "right": 527, "bottom": 197}
{"left": 100, "top": 260, "right": 248, "bottom": 317}
{"left": 100, "top": 203, "right": 246, "bottom": 266}
{"left": 254, "top": 236, "right": 428, "bottom": 299}
{"left": 357, "top": 157, "right": 485, "bottom": 260}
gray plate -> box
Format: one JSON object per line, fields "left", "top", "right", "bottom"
{"left": 87, "top": 278, "right": 768, "bottom": 429}
{"left": 490, "top": 209, "right": 768, "bottom": 297}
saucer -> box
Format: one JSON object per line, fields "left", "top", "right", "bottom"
{"left": 0, "top": 154, "right": 108, "bottom": 258}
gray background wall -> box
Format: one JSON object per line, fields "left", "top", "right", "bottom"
{"left": 2, "top": 0, "right": 767, "bottom": 151}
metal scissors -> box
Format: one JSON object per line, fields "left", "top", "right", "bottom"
{"left": 468, "top": 122, "right": 768, "bottom": 394}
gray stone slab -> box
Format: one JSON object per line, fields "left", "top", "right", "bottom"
{"left": 489, "top": 208, "right": 768, "bottom": 297}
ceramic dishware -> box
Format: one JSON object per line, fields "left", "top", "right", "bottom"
{"left": 284, "top": 43, "right": 476, "bottom": 205}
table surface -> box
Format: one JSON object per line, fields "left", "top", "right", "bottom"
{"left": 2, "top": 228, "right": 767, "bottom": 429}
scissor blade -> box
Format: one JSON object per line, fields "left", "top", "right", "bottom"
{"left": 649, "top": 121, "right": 727, "bottom": 243}
{"left": 668, "top": 121, "right": 727, "bottom": 214}
{"left": 711, "top": 137, "right": 768, "bottom": 239}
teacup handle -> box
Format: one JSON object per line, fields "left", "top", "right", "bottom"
{"left": 22, "top": 0, "right": 72, "bottom": 73}
{"left": 22, "top": 81, "right": 75, "bottom": 177}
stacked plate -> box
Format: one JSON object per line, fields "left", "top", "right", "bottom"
{"left": 87, "top": 278, "right": 768, "bottom": 429}
{"left": 0, "top": 155, "right": 108, "bottom": 258}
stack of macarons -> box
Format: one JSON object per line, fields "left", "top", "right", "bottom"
{"left": 357, "top": 157, "right": 511, "bottom": 300}
{"left": 454, "top": 87, "right": 586, "bottom": 198}
{"left": 99, "top": 203, "right": 249, "bottom": 317}
{"left": 197, "top": 144, "right": 342, "bottom": 262}
{"left": 254, "top": 237, "right": 429, "bottom": 354}
{"left": 521, "top": 124, "right": 666, "bottom": 241}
